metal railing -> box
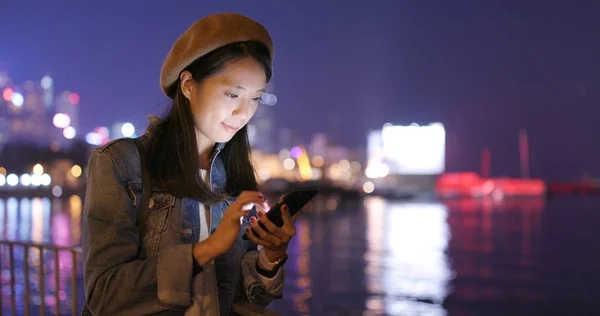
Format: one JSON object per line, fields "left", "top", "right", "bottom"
{"left": 0, "top": 240, "right": 81, "bottom": 316}
{"left": 0, "top": 240, "right": 283, "bottom": 316}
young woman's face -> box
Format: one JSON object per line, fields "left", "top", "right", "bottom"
{"left": 181, "top": 57, "right": 266, "bottom": 144}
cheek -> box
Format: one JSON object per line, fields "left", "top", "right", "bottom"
{"left": 188, "top": 101, "right": 216, "bottom": 132}
{"left": 213, "top": 103, "right": 235, "bottom": 121}
{"left": 247, "top": 104, "right": 260, "bottom": 120}
{"left": 190, "top": 95, "right": 226, "bottom": 120}
{"left": 188, "top": 96, "right": 207, "bottom": 118}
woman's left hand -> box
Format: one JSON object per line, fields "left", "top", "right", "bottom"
{"left": 244, "top": 204, "right": 298, "bottom": 261}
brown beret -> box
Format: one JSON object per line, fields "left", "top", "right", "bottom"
{"left": 160, "top": 13, "right": 274, "bottom": 98}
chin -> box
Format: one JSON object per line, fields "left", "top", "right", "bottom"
{"left": 211, "top": 132, "right": 236, "bottom": 143}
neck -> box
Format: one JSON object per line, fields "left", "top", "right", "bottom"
{"left": 196, "top": 129, "right": 215, "bottom": 170}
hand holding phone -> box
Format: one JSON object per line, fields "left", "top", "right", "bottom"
{"left": 243, "top": 188, "right": 319, "bottom": 240}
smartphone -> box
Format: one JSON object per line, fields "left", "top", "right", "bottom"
{"left": 243, "top": 188, "right": 319, "bottom": 240}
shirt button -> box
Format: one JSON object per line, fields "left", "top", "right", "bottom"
{"left": 148, "top": 199, "right": 155, "bottom": 208}
{"left": 182, "top": 228, "right": 193, "bottom": 239}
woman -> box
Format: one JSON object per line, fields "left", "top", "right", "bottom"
{"left": 82, "top": 13, "right": 295, "bottom": 315}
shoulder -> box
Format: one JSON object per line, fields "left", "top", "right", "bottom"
{"left": 94, "top": 136, "right": 140, "bottom": 158}
{"left": 93, "top": 115, "right": 156, "bottom": 162}
{"left": 88, "top": 136, "right": 146, "bottom": 183}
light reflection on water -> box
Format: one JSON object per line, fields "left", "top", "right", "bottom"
{"left": 0, "top": 195, "right": 84, "bottom": 316}
{"left": 270, "top": 196, "right": 453, "bottom": 315}
{"left": 3, "top": 194, "right": 599, "bottom": 315}
{"left": 378, "top": 199, "right": 450, "bottom": 315}
{"left": 2, "top": 195, "right": 453, "bottom": 315}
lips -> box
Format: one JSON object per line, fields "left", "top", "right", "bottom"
{"left": 222, "top": 122, "right": 240, "bottom": 133}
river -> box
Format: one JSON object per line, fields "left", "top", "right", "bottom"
{"left": 2, "top": 194, "right": 600, "bottom": 315}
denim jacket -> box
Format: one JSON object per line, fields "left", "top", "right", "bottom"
{"left": 82, "top": 120, "right": 284, "bottom": 315}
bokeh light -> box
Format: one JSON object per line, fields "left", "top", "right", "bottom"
{"left": 11, "top": 92, "right": 24, "bottom": 107}
{"left": 69, "top": 92, "right": 80, "bottom": 104}
{"left": 121, "top": 122, "right": 135, "bottom": 137}
{"left": 63, "top": 126, "right": 76, "bottom": 139}
{"left": 71, "top": 165, "right": 82, "bottom": 178}
{"left": 290, "top": 146, "right": 302, "bottom": 159}
{"left": 33, "top": 164, "right": 44, "bottom": 175}
{"left": 2, "top": 87, "right": 13, "bottom": 101}
{"left": 283, "top": 158, "right": 296, "bottom": 170}
{"left": 363, "top": 181, "right": 375, "bottom": 194}
{"left": 41, "top": 76, "right": 53, "bottom": 89}
{"left": 20, "top": 174, "right": 31, "bottom": 186}
{"left": 7, "top": 174, "right": 18, "bottom": 186}
{"left": 53, "top": 113, "right": 71, "bottom": 128}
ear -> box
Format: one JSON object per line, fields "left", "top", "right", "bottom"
{"left": 179, "top": 71, "right": 195, "bottom": 100}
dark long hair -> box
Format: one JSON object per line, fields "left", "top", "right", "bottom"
{"left": 146, "top": 41, "right": 272, "bottom": 203}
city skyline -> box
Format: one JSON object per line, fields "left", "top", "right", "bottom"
{"left": 1, "top": 1, "right": 599, "bottom": 180}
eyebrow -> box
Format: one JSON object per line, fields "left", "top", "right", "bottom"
{"left": 230, "top": 85, "right": 266, "bottom": 93}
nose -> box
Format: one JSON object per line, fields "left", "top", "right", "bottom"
{"left": 232, "top": 99, "right": 250, "bottom": 119}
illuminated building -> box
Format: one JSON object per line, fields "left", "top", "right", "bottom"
{"left": 0, "top": 71, "right": 9, "bottom": 87}
{"left": 366, "top": 123, "right": 446, "bottom": 177}
{"left": 55, "top": 91, "right": 79, "bottom": 132}
{"left": 0, "top": 76, "right": 54, "bottom": 144}
{"left": 55, "top": 90, "right": 80, "bottom": 146}
{"left": 41, "top": 75, "right": 54, "bottom": 109}
{"left": 365, "top": 123, "right": 447, "bottom": 195}
{"left": 277, "top": 128, "right": 293, "bottom": 152}
{"left": 0, "top": 71, "right": 13, "bottom": 144}
{"left": 308, "top": 133, "right": 328, "bottom": 159}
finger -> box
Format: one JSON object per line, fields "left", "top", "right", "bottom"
{"left": 253, "top": 200, "right": 271, "bottom": 213}
{"left": 235, "top": 193, "right": 265, "bottom": 207}
{"left": 256, "top": 211, "right": 277, "bottom": 231}
{"left": 281, "top": 204, "right": 293, "bottom": 225}
{"left": 238, "top": 191, "right": 264, "bottom": 201}
{"left": 238, "top": 200, "right": 269, "bottom": 218}
{"left": 251, "top": 216, "right": 280, "bottom": 244}
{"left": 291, "top": 212, "right": 299, "bottom": 224}
{"left": 229, "top": 197, "right": 268, "bottom": 222}
{"left": 235, "top": 191, "right": 271, "bottom": 213}
{"left": 280, "top": 205, "right": 297, "bottom": 236}
{"left": 250, "top": 217, "right": 282, "bottom": 247}
{"left": 234, "top": 196, "right": 266, "bottom": 215}
{"left": 257, "top": 211, "right": 288, "bottom": 239}
{"left": 245, "top": 227, "right": 275, "bottom": 248}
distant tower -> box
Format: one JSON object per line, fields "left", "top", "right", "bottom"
{"left": 277, "top": 128, "right": 293, "bottom": 151}
{"left": 41, "top": 75, "right": 54, "bottom": 110}
{"left": 55, "top": 90, "right": 80, "bottom": 146}
{"left": 23, "top": 80, "right": 48, "bottom": 141}
{"left": 4, "top": 80, "right": 50, "bottom": 144}
{"left": 0, "top": 71, "right": 10, "bottom": 88}
{"left": 518, "top": 129, "right": 530, "bottom": 179}
{"left": 0, "top": 71, "right": 13, "bottom": 144}
{"left": 55, "top": 91, "right": 79, "bottom": 132}
{"left": 309, "top": 133, "right": 328, "bottom": 157}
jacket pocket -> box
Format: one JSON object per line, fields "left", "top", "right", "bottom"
{"left": 128, "top": 187, "right": 176, "bottom": 254}
{"left": 141, "top": 192, "right": 175, "bottom": 258}
{"left": 144, "top": 192, "right": 176, "bottom": 239}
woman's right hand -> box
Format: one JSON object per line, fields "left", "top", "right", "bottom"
{"left": 194, "top": 191, "right": 267, "bottom": 264}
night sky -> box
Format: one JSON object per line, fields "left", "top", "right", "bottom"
{"left": 1, "top": 0, "right": 599, "bottom": 180}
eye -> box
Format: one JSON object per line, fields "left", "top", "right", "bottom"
{"left": 252, "top": 96, "right": 262, "bottom": 102}
{"left": 226, "top": 93, "right": 238, "bottom": 99}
